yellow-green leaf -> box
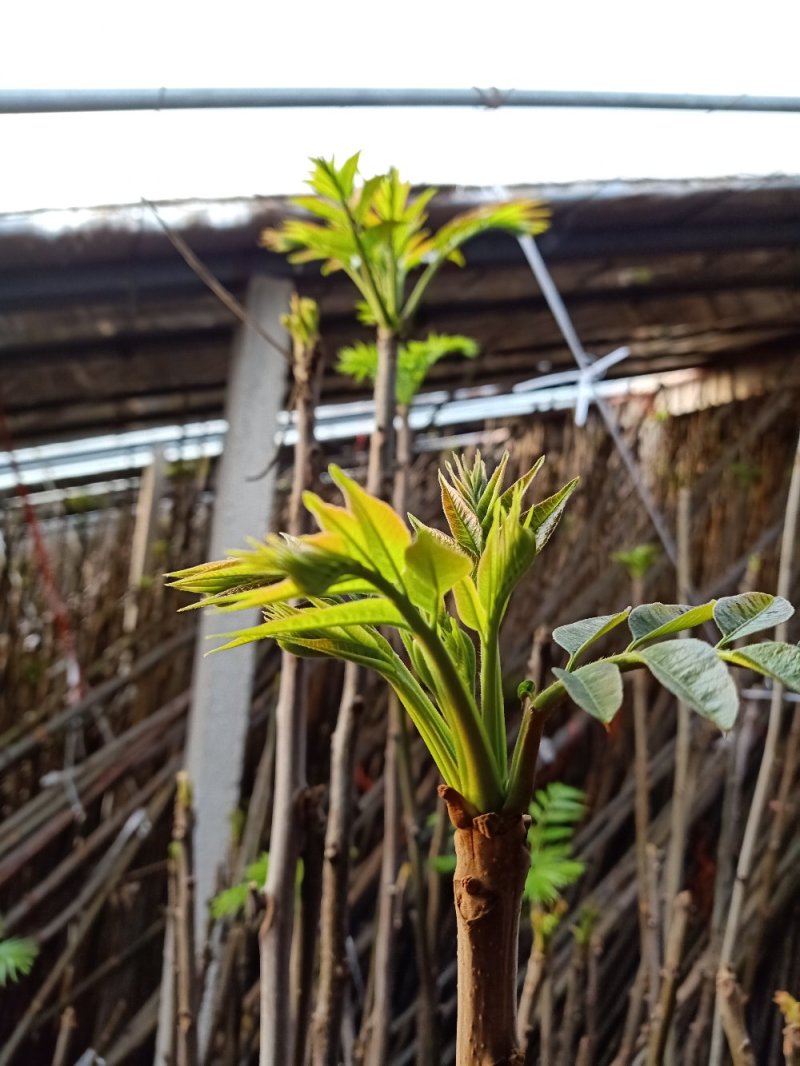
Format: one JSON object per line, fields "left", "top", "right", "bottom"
{"left": 212, "top": 598, "right": 408, "bottom": 652}
{"left": 723, "top": 641, "right": 800, "bottom": 692}
{"left": 403, "top": 521, "right": 473, "bottom": 614}
{"left": 328, "top": 465, "right": 411, "bottom": 587}
{"left": 526, "top": 478, "right": 579, "bottom": 551}
{"left": 439, "top": 475, "right": 483, "bottom": 556}
{"left": 452, "top": 576, "right": 487, "bottom": 634}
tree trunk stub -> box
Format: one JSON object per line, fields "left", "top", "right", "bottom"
{"left": 441, "top": 786, "right": 530, "bottom": 1066}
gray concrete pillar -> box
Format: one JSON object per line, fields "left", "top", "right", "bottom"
{"left": 186, "top": 274, "right": 290, "bottom": 937}
{"left": 156, "top": 274, "right": 290, "bottom": 1062}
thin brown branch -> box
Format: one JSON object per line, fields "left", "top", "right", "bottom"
{"left": 646, "top": 891, "right": 691, "bottom": 1066}
{"left": 662, "top": 486, "right": 692, "bottom": 931}
{"left": 717, "top": 967, "right": 756, "bottom": 1066}
{"left": 261, "top": 319, "right": 322, "bottom": 1066}
{"left": 51, "top": 1007, "right": 76, "bottom": 1066}
{"left": 170, "top": 772, "right": 199, "bottom": 1066}
{"left": 712, "top": 425, "right": 800, "bottom": 1064}
{"left": 143, "top": 198, "right": 291, "bottom": 362}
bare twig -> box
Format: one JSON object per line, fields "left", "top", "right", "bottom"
{"left": 662, "top": 487, "right": 692, "bottom": 929}
{"left": 646, "top": 891, "right": 691, "bottom": 1066}
{"left": 261, "top": 309, "right": 322, "bottom": 1066}
{"left": 613, "top": 963, "right": 647, "bottom": 1066}
{"left": 631, "top": 575, "right": 660, "bottom": 1018}
{"left": 50, "top": 1007, "right": 76, "bottom": 1066}
{"left": 310, "top": 674, "right": 363, "bottom": 1066}
{"left": 711, "top": 425, "right": 800, "bottom": 1064}
{"left": 142, "top": 198, "right": 291, "bottom": 362}
{"left": 170, "top": 771, "right": 199, "bottom": 1066}
{"left": 717, "top": 967, "right": 756, "bottom": 1066}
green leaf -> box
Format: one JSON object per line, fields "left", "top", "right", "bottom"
{"left": 638, "top": 639, "right": 738, "bottom": 730}
{"left": 525, "top": 854, "right": 585, "bottom": 906}
{"left": 212, "top": 599, "right": 408, "bottom": 651}
{"left": 527, "top": 478, "right": 579, "bottom": 551}
{"left": 328, "top": 465, "right": 411, "bottom": 588}
{"left": 337, "top": 334, "right": 479, "bottom": 408}
{"left": 497, "top": 456, "right": 545, "bottom": 514}
{"left": 476, "top": 452, "right": 509, "bottom": 522}
{"left": 476, "top": 497, "right": 538, "bottom": 624}
{"left": 403, "top": 521, "right": 473, "bottom": 614}
{"left": 553, "top": 609, "right": 631, "bottom": 667}
{"left": 439, "top": 616, "right": 478, "bottom": 694}
{"left": 525, "top": 781, "right": 586, "bottom": 905}
{"left": 452, "top": 576, "right": 487, "bottom": 635}
{"left": 0, "top": 938, "right": 39, "bottom": 986}
{"left": 302, "top": 494, "right": 374, "bottom": 567}
{"left": 627, "top": 601, "right": 716, "bottom": 649}
{"left": 723, "top": 641, "right": 800, "bottom": 692}
{"left": 272, "top": 532, "right": 356, "bottom": 596}
{"left": 611, "top": 543, "right": 659, "bottom": 580}
{"left": 713, "top": 593, "right": 795, "bottom": 647}
{"left": 429, "top": 853, "right": 456, "bottom": 875}
{"left": 439, "top": 475, "right": 483, "bottom": 556}
{"left": 553, "top": 662, "right": 623, "bottom": 725}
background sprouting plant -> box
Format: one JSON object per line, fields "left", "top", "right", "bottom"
{"left": 211, "top": 854, "right": 304, "bottom": 920}
{"left": 0, "top": 936, "right": 39, "bottom": 988}
{"left": 612, "top": 543, "right": 660, "bottom": 582}
{"left": 261, "top": 154, "right": 548, "bottom": 334}
{"left": 517, "top": 783, "right": 586, "bottom": 1053}
{"left": 211, "top": 853, "right": 269, "bottom": 920}
{"left": 337, "top": 333, "right": 479, "bottom": 407}
{"left": 525, "top": 782, "right": 586, "bottom": 906}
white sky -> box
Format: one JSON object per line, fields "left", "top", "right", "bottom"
{"left": 2, "top": 0, "right": 800, "bottom": 212}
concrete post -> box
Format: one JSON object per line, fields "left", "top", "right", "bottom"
{"left": 156, "top": 274, "right": 290, "bottom": 1062}
{"left": 187, "top": 274, "right": 290, "bottom": 936}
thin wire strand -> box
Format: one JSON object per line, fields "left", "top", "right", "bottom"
{"left": 142, "top": 199, "right": 292, "bottom": 363}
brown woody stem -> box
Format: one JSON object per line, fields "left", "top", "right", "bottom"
{"left": 441, "top": 786, "right": 530, "bottom": 1066}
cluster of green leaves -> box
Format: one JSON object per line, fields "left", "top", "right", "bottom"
{"left": 525, "top": 782, "right": 586, "bottom": 905}
{"left": 261, "top": 153, "right": 548, "bottom": 332}
{"left": 210, "top": 855, "right": 305, "bottom": 920}
{"left": 337, "top": 333, "right": 478, "bottom": 407}
{"left": 547, "top": 591, "right": 800, "bottom": 731}
{"left": 170, "top": 453, "right": 800, "bottom": 816}
{"left": 0, "top": 936, "right": 38, "bottom": 988}
{"left": 211, "top": 854, "right": 269, "bottom": 919}
{"left": 170, "top": 452, "right": 576, "bottom": 814}
{"left": 281, "top": 293, "right": 320, "bottom": 352}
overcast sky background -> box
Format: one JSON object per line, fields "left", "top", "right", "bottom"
{"left": 2, "top": 0, "right": 800, "bottom": 212}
